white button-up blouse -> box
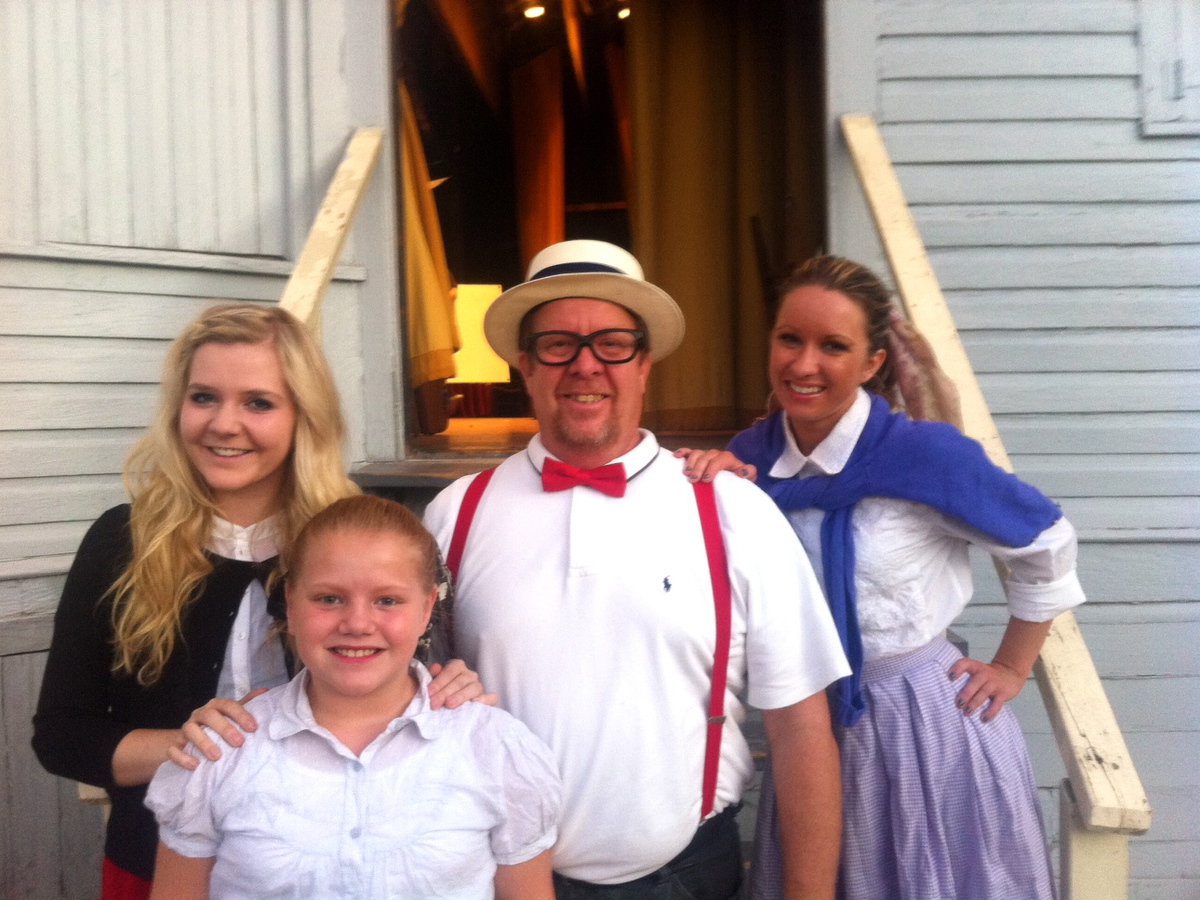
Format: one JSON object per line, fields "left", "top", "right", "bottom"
{"left": 146, "top": 662, "right": 562, "bottom": 899}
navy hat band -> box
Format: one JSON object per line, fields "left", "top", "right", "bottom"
{"left": 529, "top": 261, "right": 626, "bottom": 281}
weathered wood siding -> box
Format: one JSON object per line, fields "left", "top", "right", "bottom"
{"left": 0, "top": 0, "right": 294, "bottom": 255}
{"left": 828, "top": 2, "right": 1199, "bottom": 896}
{"left": 0, "top": 2, "right": 400, "bottom": 893}
{"left": 2, "top": 620, "right": 105, "bottom": 900}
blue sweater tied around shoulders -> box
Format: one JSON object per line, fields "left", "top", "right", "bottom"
{"left": 727, "top": 393, "right": 1062, "bottom": 727}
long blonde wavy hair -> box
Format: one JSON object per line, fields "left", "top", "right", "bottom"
{"left": 112, "top": 303, "right": 359, "bottom": 685}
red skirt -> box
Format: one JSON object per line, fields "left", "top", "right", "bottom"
{"left": 102, "top": 858, "right": 151, "bottom": 900}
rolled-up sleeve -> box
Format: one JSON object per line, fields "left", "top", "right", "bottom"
{"left": 964, "top": 516, "right": 1086, "bottom": 622}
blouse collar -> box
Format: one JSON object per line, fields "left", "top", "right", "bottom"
{"left": 207, "top": 514, "right": 281, "bottom": 562}
{"left": 269, "top": 662, "right": 446, "bottom": 752}
{"left": 768, "top": 389, "right": 872, "bottom": 480}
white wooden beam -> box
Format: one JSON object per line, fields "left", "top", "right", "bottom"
{"left": 839, "top": 113, "right": 1007, "bottom": 463}
{"left": 1060, "top": 779, "right": 1131, "bottom": 900}
{"left": 1039, "top": 617, "right": 1152, "bottom": 832}
{"left": 278, "top": 126, "right": 384, "bottom": 332}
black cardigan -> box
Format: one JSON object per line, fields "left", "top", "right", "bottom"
{"left": 31, "top": 505, "right": 285, "bottom": 880}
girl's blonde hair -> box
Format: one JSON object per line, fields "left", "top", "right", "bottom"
{"left": 284, "top": 494, "right": 441, "bottom": 592}
{"left": 112, "top": 303, "right": 359, "bottom": 684}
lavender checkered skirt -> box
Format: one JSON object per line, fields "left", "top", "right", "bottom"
{"left": 751, "top": 635, "right": 1056, "bottom": 900}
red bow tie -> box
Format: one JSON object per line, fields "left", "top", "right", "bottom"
{"left": 541, "top": 458, "right": 627, "bottom": 498}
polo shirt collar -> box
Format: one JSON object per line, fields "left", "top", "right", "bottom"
{"left": 526, "top": 429, "right": 660, "bottom": 479}
{"left": 767, "top": 388, "right": 872, "bottom": 480}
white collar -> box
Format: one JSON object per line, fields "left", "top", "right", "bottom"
{"left": 268, "top": 661, "right": 445, "bottom": 747}
{"left": 527, "top": 428, "right": 660, "bottom": 477}
{"left": 207, "top": 515, "right": 281, "bottom": 562}
{"left": 767, "top": 389, "right": 872, "bottom": 479}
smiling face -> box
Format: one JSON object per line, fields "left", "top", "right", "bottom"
{"left": 178, "top": 340, "right": 298, "bottom": 525}
{"left": 287, "top": 527, "right": 435, "bottom": 718}
{"left": 518, "top": 297, "right": 652, "bottom": 469}
{"left": 769, "top": 284, "right": 886, "bottom": 454}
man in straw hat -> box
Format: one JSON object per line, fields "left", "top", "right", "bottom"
{"left": 424, "top": 239, "right": 848, "bottom": 899}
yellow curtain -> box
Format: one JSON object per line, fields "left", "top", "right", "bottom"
{"left": 627, "top": 2, "right": 821, "bottom": 430}
{"left": 400, "top": 82, "right": 459, "bottom": 388}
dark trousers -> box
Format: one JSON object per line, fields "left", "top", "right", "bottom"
{"left": 552, "top": 805, "right": 743, "bottom": 900}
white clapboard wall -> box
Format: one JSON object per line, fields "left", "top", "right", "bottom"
{"left": 0, "top": 1, "right": 295, "bottom": 253}
{"left": 0, "top": 3, "right": 399, "bottom": 897}
{"left": 827, "top": 2, "right": 1199, "bottom": 897}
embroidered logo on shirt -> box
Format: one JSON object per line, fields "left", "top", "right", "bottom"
{"left": 663, "top": 576, "right": 672, "bottom": 592}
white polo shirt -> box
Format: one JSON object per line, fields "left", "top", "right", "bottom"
{"left": 424, "top": 430, "right": 848, "bottom": 884}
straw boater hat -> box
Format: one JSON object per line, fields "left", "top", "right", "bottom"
{"left": 482, "top": 239, "right": 685, "bottom": 367}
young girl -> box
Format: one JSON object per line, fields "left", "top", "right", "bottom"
{"left": 683, "top": 256, "right": 1085, "bottom": 899}
{"left": 32, "top": 304, "right": 483, "bottom": 900}
{"left": 145, "top": 494, "right": 561, "bottom": 900}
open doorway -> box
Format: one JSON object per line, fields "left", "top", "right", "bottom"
{"left": 395, "top": 0, "right": 825, "bottom": 444}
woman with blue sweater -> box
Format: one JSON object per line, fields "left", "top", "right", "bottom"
{"left": 683, "top": 256, "right": 1084, "bottom": 899}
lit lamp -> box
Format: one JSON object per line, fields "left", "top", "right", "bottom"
{"left": 448, "top": 284, "right": 511, "bottom": 384}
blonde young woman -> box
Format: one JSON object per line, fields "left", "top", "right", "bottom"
{"left": 33, "top": 304, "right": 482, "bottom": 900}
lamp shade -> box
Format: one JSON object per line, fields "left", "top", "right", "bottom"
{"left": 448, "top": 284, "right": 511, "bottom": 383}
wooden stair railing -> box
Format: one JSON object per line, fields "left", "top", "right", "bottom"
{"left": 839, "top": 114, "right": 1152, "bottom": 900}
{"left": 76, "top": 126, "right": 384, "bottom": 818}
{"left": 280, "top": 126, "right": 384, "bottom": 330}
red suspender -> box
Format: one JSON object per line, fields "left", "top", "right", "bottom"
{"left": 445, "top": 468, "right": 495, "bottom": 581}
{"left": 692, "top": 480, "right": 732, "bottom": 819}
{"left": 445, "top": 468, "right": 732, "bottom": 820}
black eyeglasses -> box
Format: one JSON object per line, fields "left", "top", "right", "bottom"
{"left": 523, "top": 329, "right": 646, "bottom": 366}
